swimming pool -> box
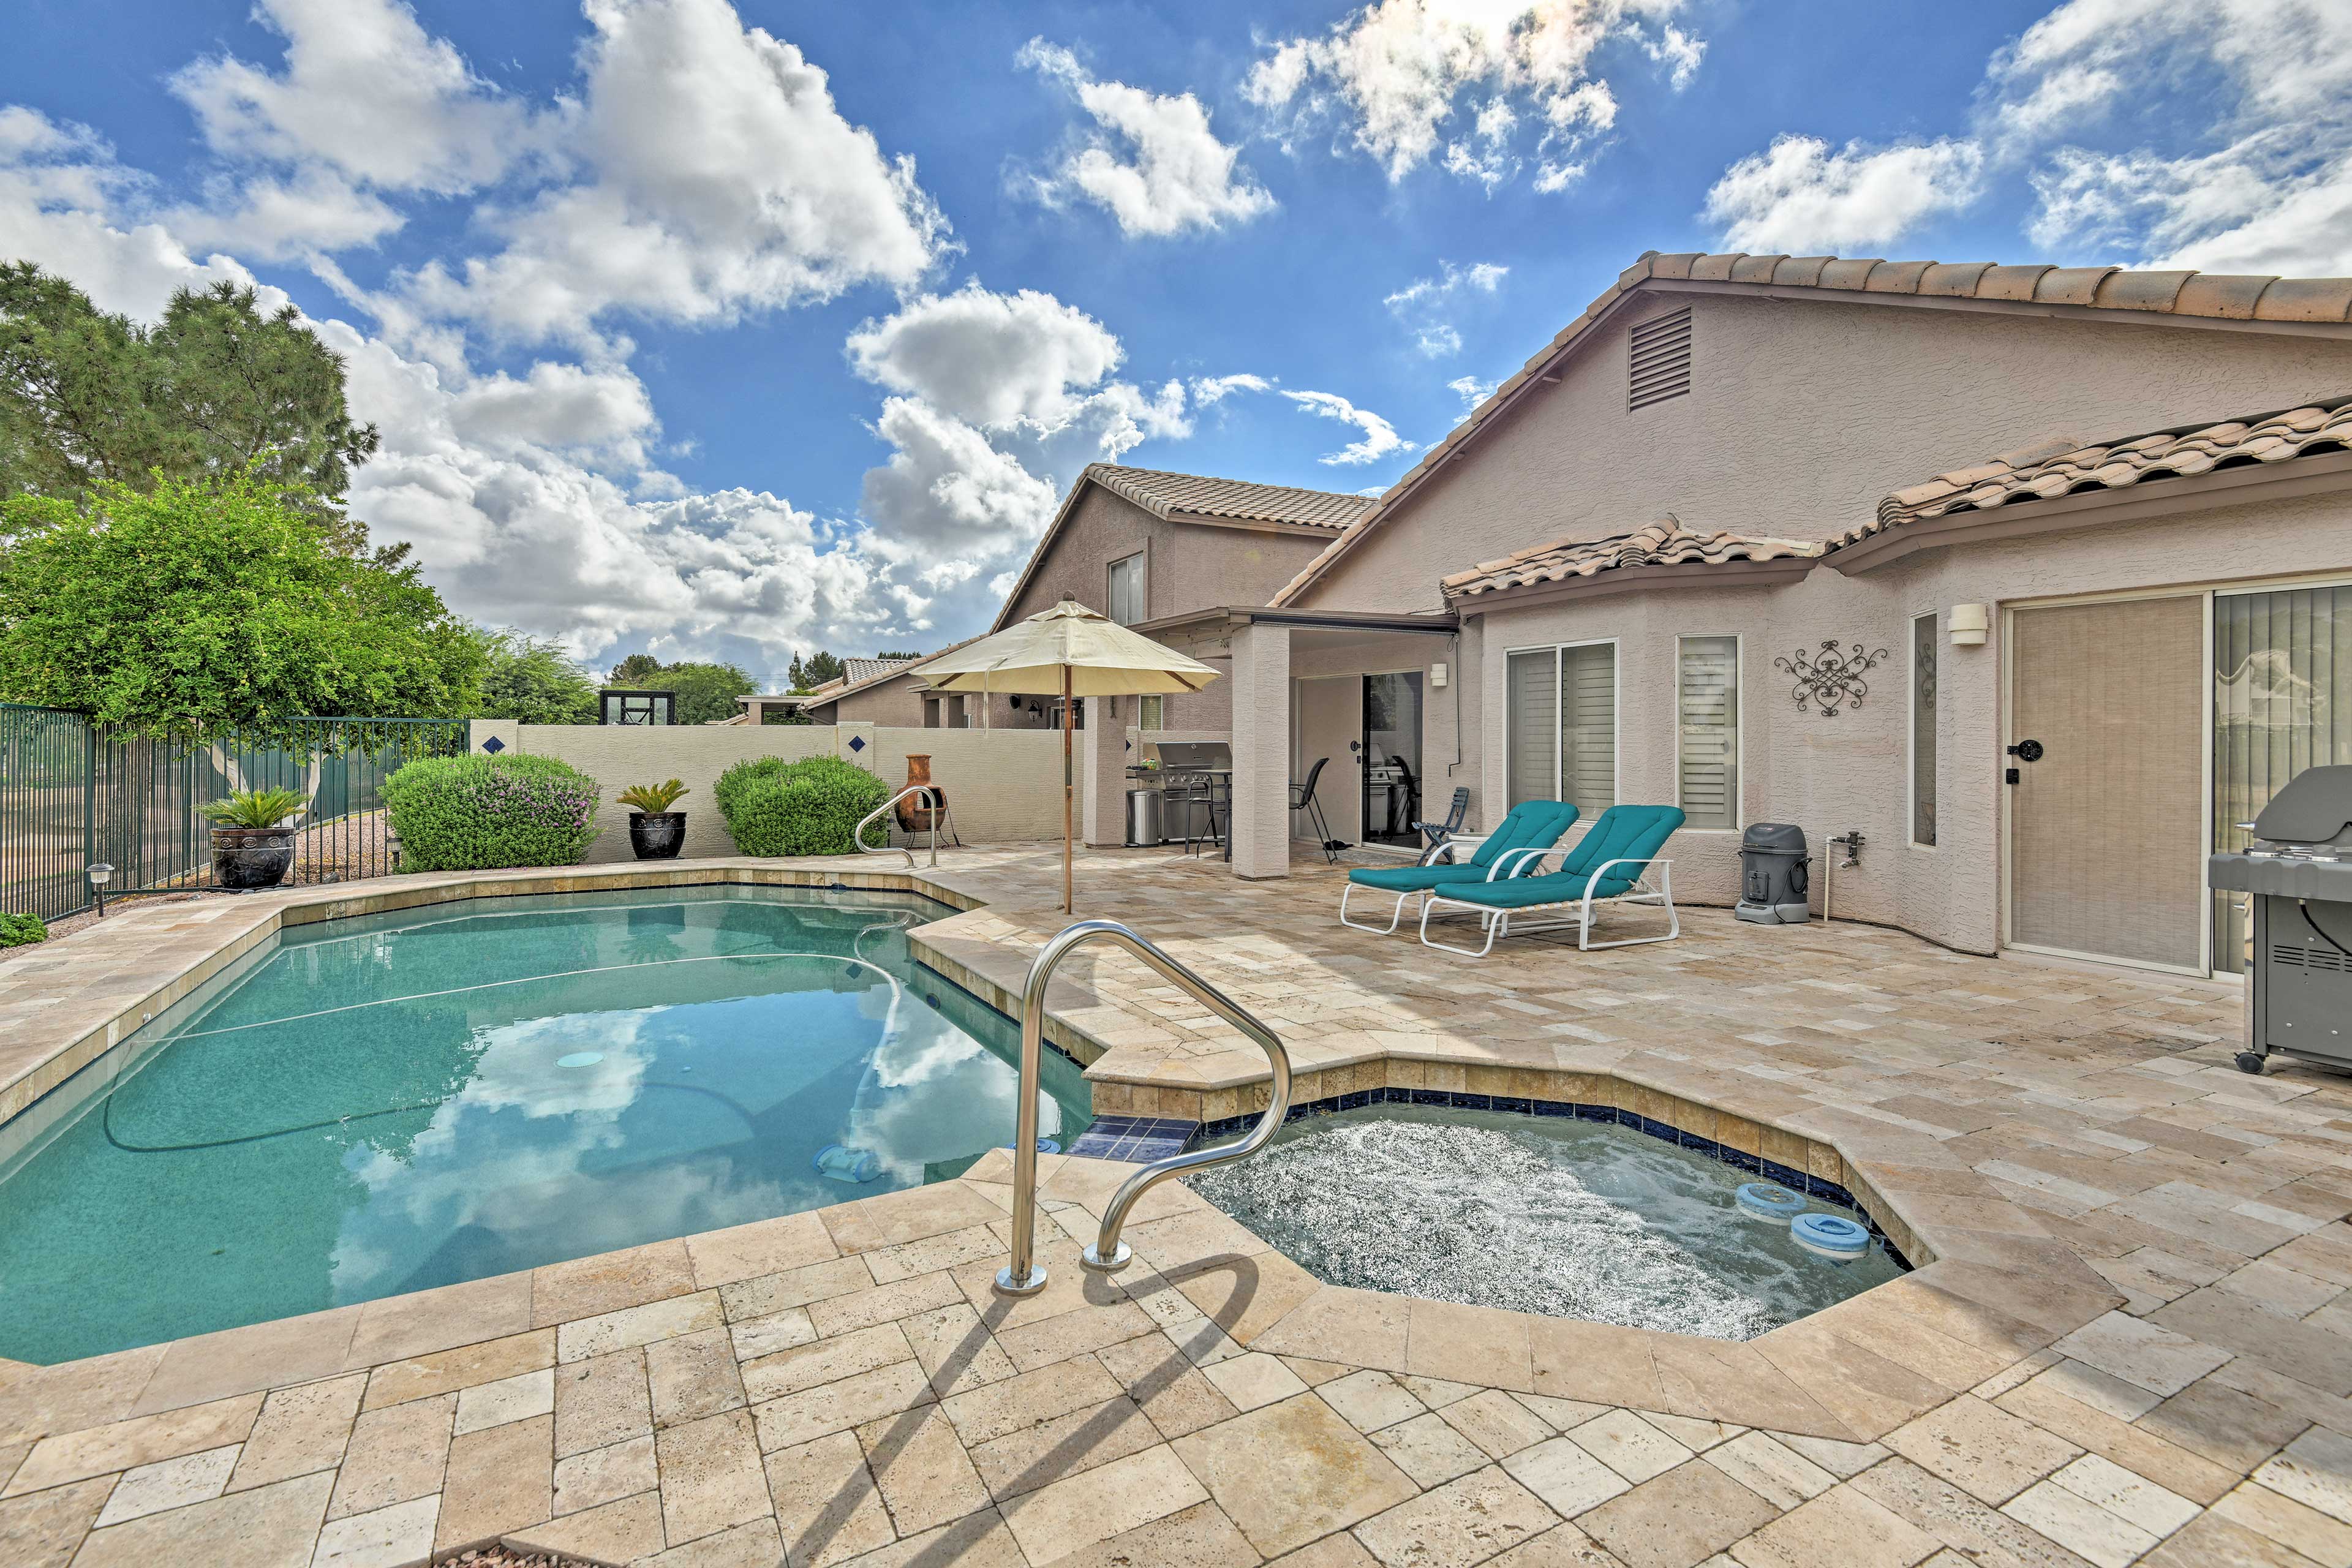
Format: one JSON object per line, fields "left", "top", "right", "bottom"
{"left": 1188, "top": 1104, "right": 1904, "bottom": 1341}
{"left": 0, "top": 886, "right": 1089, "bottom": 1364}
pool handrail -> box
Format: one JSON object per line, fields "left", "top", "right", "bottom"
{"left": 855, "top": 785, "right": 941, "bottom": 868}
{"left": 996, "top": 918, "right": 1292, "bottom": 1295}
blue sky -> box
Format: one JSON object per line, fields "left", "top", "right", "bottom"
{"left": 4, "top": 1, "right": 2344, "bottom": 687}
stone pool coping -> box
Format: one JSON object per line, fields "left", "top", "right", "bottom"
{"left": 0, "top": 854, "right": 2087, "bottom": 1291}
{"left": 0, "top": 1148, "right": 2127, "bottom": 1567}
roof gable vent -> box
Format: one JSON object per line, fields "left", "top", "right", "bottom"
{"left": 1629, "top": 306, "right": 1692, "bottom": 412}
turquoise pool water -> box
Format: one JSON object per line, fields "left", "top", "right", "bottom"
{"left": 0, "top": 887, "right": 1088, "bottom": 1364}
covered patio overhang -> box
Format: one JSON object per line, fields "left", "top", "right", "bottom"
{"left": 1120, "top": 605, "right": 1462, "bottom": 878}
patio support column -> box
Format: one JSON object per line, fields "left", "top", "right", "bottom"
{"left": 1080, "top": 703, "right": 1127, "bottom": 847}
{"left": 1229, "top": 622, "right": 1291, "bottom": 880}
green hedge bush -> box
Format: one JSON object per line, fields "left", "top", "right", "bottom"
{"left": 715, "top": 754, "right": 890, "bottom": 856}
{"left": 0, "top": 912, "right": 48, "bottom": 947}
{"left": 382, "top": 753, "right": 601, "bottom": 871}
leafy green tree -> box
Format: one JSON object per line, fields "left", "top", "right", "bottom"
{"left": 478, "top": 631, "right": 598, "bottom": 724}
{"left": 606, "top": 652, "right": 663, "bottom": 685}
{"left": 875, "top": 649, "right": 921, "bottom": 660}
{"left": 0, "top": 468, "right": 481, "bottom": 732}
{"left": 660, "top": 661, "right": 756, "bottom": 725}
{"left": 0, "top": 265, "right": 379, "bottom": 519}
{"left": 786, "top": 649, "right": 844, "bottom": 690}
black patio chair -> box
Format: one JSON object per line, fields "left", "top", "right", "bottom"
{"left": 1292, "top": 756, "right": 1339, "bottom": 864}
{"left": 1389, "top": 755, "right": 1422, "bottom": 839}
{"left": 1416, "top": 786, "right": 1470, "bottom": 851}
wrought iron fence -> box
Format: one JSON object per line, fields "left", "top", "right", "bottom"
{"left": 1, "top": 707, "right": 467, "bottom": 921}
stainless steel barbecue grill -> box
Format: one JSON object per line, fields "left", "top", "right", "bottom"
{"left": 2209, "top": 764, "right": 2352, "bottom": 1075}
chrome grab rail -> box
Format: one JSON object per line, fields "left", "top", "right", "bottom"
{"left": 997, "top": 919, "right": 1292, "bottom": 1295}
{"left": 855, "top": 785, "right": 940, "bottom": 868}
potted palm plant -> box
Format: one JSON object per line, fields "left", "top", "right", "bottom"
{"left": 198, "top": 786, "right": 307, "bottom": 890}
{"left": 617, "top": 779, "right": 690, "bottom": 859}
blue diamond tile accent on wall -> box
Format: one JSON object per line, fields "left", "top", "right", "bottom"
{"left": 481, "top": 736, "right": 505, "bottom": 753}
{"left": 848, "top": 735, "right": 866, "bottom": 752}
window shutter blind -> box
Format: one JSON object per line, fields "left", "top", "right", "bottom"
{"left": 1560, "top": 644, "right": 1617, "bottom": 810}
{"left": 1507, "top": 650, "right": 1558, "bottom": 806}
{"left": 1677, "top": 636, "right": 1738, "bottom": 829}
{"left": 1910, "top": 614, "right": 1937, "bottom": 846}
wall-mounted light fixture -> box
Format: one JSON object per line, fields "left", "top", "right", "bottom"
{"left": 1430, "top": 662, "right": 1449, "bottom": 688}
{"left": 86, "top": 861, "right": 115, "bottom": 917}
{"left": 1948, "top": 603, "right": 1989, "bottom": 647}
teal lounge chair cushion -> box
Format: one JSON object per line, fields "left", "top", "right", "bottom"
{"left": 1345, "top": 799, "right": 1579, "bottom": 892}
{"left": 1346, "top": 861, "right": 1495, "bottom": 893}
{"left": 1442, "top": 804, "right": 1685, "bottom": 908}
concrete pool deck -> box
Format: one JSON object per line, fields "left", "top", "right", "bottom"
{"left": 1, "top": 847, "right": 2349, "bottom": 1566}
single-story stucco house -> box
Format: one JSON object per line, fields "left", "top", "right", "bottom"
{"left": 1070, "top": 249, "right": 2352, "bottom": 982}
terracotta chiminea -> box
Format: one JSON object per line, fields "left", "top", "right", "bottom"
{"left": 895, "top": 754, "right": 944, "bottom": 832}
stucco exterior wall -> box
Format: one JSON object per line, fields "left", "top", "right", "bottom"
{"left": 996, "top": 483, "right": 1333, "bottom": 732}
{"left": 1302, "top": 292, "right": 2352, "bottom": 614}
{"left": 1469, "top": 488, "right": 2352, "bottom": 954}
{"left": 831, "top": 678, "right": 928, "bottom": 728}
{"left": 472, "top": 721, "right": 1065, "bottom": 863}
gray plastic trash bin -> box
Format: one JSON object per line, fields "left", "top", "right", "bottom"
{"left": 1735, "top": 823, "right": 1811, "bottom": 925}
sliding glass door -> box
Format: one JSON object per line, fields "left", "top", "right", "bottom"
{"left": 1505, "top": 641, "right": 1617, "bottom": 810}
{"left": 2213, "top": 584, "right": 2352, "bottom": 973}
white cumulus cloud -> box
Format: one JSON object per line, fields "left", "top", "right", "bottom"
{"left": 844, "top": 282, "right": 1192, "bottom": 632}
{"left": 1017, "top": 40, "right": 1274, "bottom": 238}
{"left": 1384, "top": 260, "right": 1506, "bottom": 356}
{"left": 1281, "top": 390, "right": 1415, "bottom": 466}
{"left": 1993, "top": 0, "right": 2352, "bottom": 276}
{"left": 1703, "top": 134, "right": 1985, "bottom": 253}
{"left": 1246, "top": 1, "right": 1697, "bottom": 194}
{"left": 400, "top": 0, "right": 949, "bottom": 345}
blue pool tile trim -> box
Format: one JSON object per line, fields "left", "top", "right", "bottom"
{"left": 1067, "top": 1116, "right": 1195, "bottom": 1162}
{"left": 1187, "top": 1086, "right": 1912, "bottom": 1272}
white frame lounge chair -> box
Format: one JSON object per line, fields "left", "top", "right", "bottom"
{"left": 1337, "top": 800, "right": 1580, "bottom": 934}
{"left": 1417, "top": 805, "right": 1686, "bottom": 957}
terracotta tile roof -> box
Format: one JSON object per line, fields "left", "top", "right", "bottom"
{"left": 1441, "top": 516, "right": 1824, "bottom": 600}
{"left": 1847, "top": 395, "right": 2352, "bottom": 546}
{"left": 1272, "top": 249, "right": 2352, "bottom": 608}
{"left": 1084, "top": 464, "right": 1374, "bottom": 530}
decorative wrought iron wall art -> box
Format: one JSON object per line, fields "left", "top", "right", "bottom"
{"left": 1775, "top": 639, "right": 1889, "bottom": 717}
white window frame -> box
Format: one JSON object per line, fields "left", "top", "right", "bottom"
{"left": 1138, "top": 693, "right": 1165, "bottom": 730}
{"left": 1502, "top": 636, "right": 1621, "bottom": 807}
{"left": 1907, "top": 612, "right": 1937, "bottom": 850}
{"left": 1107, "top": 550, "right": 1147, "bottom": 625}
{"left": 1673, "top": 633, "right": 1742, "bottom": 832}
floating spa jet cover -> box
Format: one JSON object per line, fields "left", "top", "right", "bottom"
{"left": 1734, "top": 1183, "right": 1806, "bottom": 1222}
{"left": 1791, "top": 1213, "right": 1869, "bottom": 1262}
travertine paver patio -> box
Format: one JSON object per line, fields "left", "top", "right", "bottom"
{"left": 2, "top": 846, "right": 2350, "bottom": 1567}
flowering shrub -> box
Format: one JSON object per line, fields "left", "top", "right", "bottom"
{"left": 715, "top": 754, "right": 889, "bottom": 856}
{"left": 382, "top": 753, "right": 600, "bottom": 870}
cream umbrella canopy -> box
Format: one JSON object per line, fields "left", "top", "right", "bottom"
{"left": 919, "top": 598, "right": 1219, "bottom": 912}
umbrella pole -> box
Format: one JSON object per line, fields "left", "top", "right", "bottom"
{"left": 1061, "top": 666, "right": 1074, "bottom": 913}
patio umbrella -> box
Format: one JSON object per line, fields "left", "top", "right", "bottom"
{"left": 919, "top": 597, "right": 1219, "bottom": 912}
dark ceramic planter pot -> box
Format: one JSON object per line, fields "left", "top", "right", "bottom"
{"left": 211, "top": 826, "right": 296, "bottom": 890}
{"left": 629, "top": 812, "right": 687, "bottom": 859}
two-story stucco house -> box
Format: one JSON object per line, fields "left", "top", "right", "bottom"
{"left": 1096, "top": 249, "right": 2352, "bottom": 983}
{"left": 735, "top": 466, "right": 1370, "bottom": 734}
